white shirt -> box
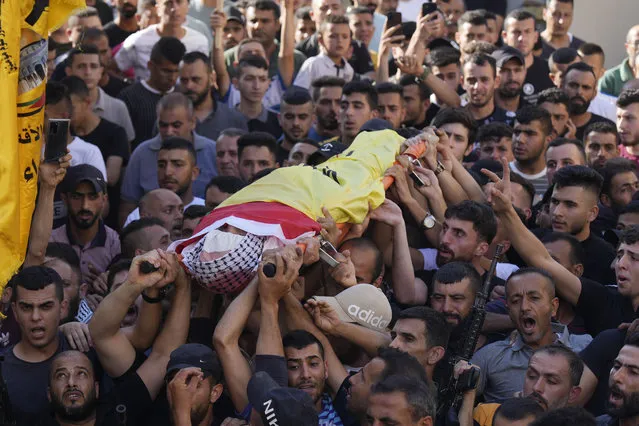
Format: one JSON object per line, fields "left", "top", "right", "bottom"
{"left": 225, "top": 74, "right": 286, "bottom": 109}
{"left": 124, "top": 196, "right": 205, "bottom": 227}
{"left": 293, "top": 54, "right": 354, "bottom": 90}
{"left": 115, "top": 24, "right": 209, "bottom": 81}
{"left": 588, "top": 92, "right": 617, "bottom": 122}
{"left": 418, "top": 248, "right": 519, "bottom": 281}
{"left": 67, "top": 136, "right": 107, "bottom": 180}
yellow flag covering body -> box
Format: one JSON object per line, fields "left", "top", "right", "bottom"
{"left": 220, "top": 129, "right": 405, "bottom": 224}
{"left": 0, "top": 0, "right": 85, "bottom": 297}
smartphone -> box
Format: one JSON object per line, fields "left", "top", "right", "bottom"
{"left": 421, "top": 2, "right": 437, "bottom": 17}
{"left": 319, "top": 240, "right": 340, "bottom": 268}
{"left": 44, "top": 119, "right": 69, "bottom": 162}
{"left": 409, "top": 158, "right": 425, "bottom": 187}
{"left": 386, "top": 11, "right": 402, "bottom": 30}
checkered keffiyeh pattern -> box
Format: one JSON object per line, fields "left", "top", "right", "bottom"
{"left": 181, "top": 232, "right": 266, "bottom": 293}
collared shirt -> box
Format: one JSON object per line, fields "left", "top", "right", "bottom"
{"left": 49, "top": 222, "right": 121, "bottom": 283}
{"left": 120, "top": 132, "right": 217, "bottom": 203}
{"left": 470, "top": 323, "right": 592, "bottom": 403}
{"left": 599, "top": 58, "right": 635, "bottom": 97}
{"left": 93, "top": 87, "right": 136, "bottom": 142}
{"left": 196, "top": 98, "right": 249, "bottom": 140}
{"left": 294, "top": 54, "right": 354, "bottom": 90}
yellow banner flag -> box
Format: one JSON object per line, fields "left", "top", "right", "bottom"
{"left": 0, "top": 0, "right": 85, "bottom": 301}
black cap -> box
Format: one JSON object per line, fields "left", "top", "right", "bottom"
{"left": 224, "top": 5, "right": 245, "bottom": 24}
{"left": 307, "top": 140, "right": 348, "bottom": 166}
{"left": 247, "top": 371, "right": 318, "bottom": 426}
{"left": 359, "top": 118, "right": 394, "bottom": 133}
{"left": 166, "top": 344, "right": 222, "bottom": 381}
{"left": 491, "top": 46, "right": 525, "bottom": 68}
{"left": 61, "top": 164, "right": 106, "bottom": 193}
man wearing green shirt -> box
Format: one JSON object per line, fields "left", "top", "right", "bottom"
{"left": 598, "top": 25, "right": 639, "bottom": 97}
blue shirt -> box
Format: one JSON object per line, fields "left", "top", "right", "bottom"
{"left": 121, "top": 132, "right": 217, "bottom": 202}
{"left": 319, "top": 393, "right": 343, "bottom": 426}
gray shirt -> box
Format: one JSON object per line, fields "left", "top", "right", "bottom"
{"left": 470, "top": 323, "right": 592, "bottom": 403}
{"left": 195, "top": 101, "right": 248, "bottom": 141}
{"left": 120, "top": 132, "right": 217, "bottom": 203}
{"left": 93, "top": 87, "right": 135, "bottom": 142}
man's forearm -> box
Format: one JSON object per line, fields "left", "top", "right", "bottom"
{"left": 89, "top": 282, "right": 144, "bottom": 340}
{"left": 278, "top": 1, "right": 295, "bottom": 86}
{"left": 125, "top": 295, "right": 162, "bottom": 350}
{"left": 256, "top": 299, "right": 284, "bottom": 356}
{"left": 152, "top": 282, "right": 192, "bottom": 356}
{"left": 451, "top": 159, "right": 486, "bottom": 203}
{"left": 332, "top": 322, "right": 390, "bottom": 357}
{"left": 425, "top": 73, "right": 461, "bottom": 107}
{"left": 24, "top": 186, "right": 56, "bottom": 267}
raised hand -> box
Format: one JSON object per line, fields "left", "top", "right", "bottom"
{"left": 258, "top": 246, "right": 303, "bottom": 303}
{"left": 304, "top": 298, "right": 343, "bottom": 334}
{"left": 482, "top": 157, "right": 513, "bottom": 214}
{"left": 40, "top": 152, "right": 71, "bottom": 190}
{"left": 329, "top": 250, "right": 357, "bottom": 288}
{"left": 384, "top": 165, "right": 414, "bottom": 206}
{"left": 370, "top": 198, "right": 403, "bottom": 227}
{"left": 317, "top": 206, "right": 341, "bottom": 247}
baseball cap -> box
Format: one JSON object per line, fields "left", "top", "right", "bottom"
{"left": 491, "top": 46, "right": 525, "bottom": 68}
{"left": 307, "top": 141, "right": 348, "bottom": 166}
{"left": 224, "top": 5, "right": 245, "bottom": 24}
{"left": 248, "top": 371, "right": 318, "bottom": 426}
{"left": 61, "top": 164, "right": 106, "bottom": 193}
{"left": 313, "top": 284, "right": 392, "bottom": 331}
{"left": 166, "top": 343, "right": 222, "bottom": 381}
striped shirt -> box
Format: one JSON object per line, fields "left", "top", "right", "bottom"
{"left": 509, "top": 161, "right": 548, "bottom": 203}
{"left": 319, "top": 394, "right": 343, "bottom": 426}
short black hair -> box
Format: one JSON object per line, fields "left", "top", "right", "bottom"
{"left": 398, "top": 74, "right": 432, "bottom": 101}
{"left": 66, "top": 44, "right": 101, "bottom": 68}
{"left": 183, "top": 205, "right": 211, "bottom": 220}
{"left": 320, "top": 14, "right": 350, "bottom": 33}
{"left": 433, "top": 261, "right": 482, "bottom": 293}
{"left": 477, "top": 122, "right": 513, "bottom": 144}
{"left": 530, "top": 407, "right": 596, "bottom": 426}
{"left": 160, "top": 137, "right": 197, "bottom": 164}
{"left": 281, "top": 86, "right": 312, "bottom": 106}
{"left": 237, "top": 132, "right": 277, "bottom": 160}
{"left": 376, "top": 347, "right": 429, "bottom": 383}
{"left": 338, "top": 237, "right": 384, "bottom": 282}
{"left": 296, "top": 6, "right": 312, "bottom": 20}
{"left": 506, "top": 267, "right": 556, "bottom": 298}
{"left": 45, "top": 81, "right": 72, "bottom": 114}
{"left": 537, "top": 87, "right": 570, "bottom": 109}
{"left": 547, "top": 138, "right": 586, "bottom": 163}
{"left": 79, "top": 27, "right": 107, "bottom": 44}
{"left": 181, "top": 51, "right": 212, "bottom": 72}
{"left": 218, "top": 128, "right": 248, "bottom": 140}
{"left": 516, "top": 106, "right": 553, "bottom": 138}
{"left": 563, "top": 61, "right": 597, "bottom": 82}
{"left": 617, "top": 89, "right": 639, "bottom": 109}
{"left": 248, "top": 0, "right": 281, "bottom": 20}
{"left": 427, "top": 47, "right": 461, "bottom": 69}
{"left": 464, "top": 53, "right": 497, "bottom": 77}
{"left": 541, "top": 232, "right": 585, "bottom": 266}
{"left": 444, "top": 200, "right": 497, "bottom": 244}
{"left": 583, "top": 120, "right": 618, "bottom": 144}
{"left": 311, "top": 76, "right": 345, "bottom": 102}
{"left": 205, "top": 176, "right": 246, "bottom": 195}
{"left": 494, "top": 397, "right": 544, "bottom": 422}
{"left": 509, "top": 172, "right": 536, "bottom": 209}
{"left": 621, "top": 201, "right": 639, "bottom": 216}
{"left": 549, "top": 47, "right": 579, "bottom": 68}
{"left": 283, "top": 329, "right": 325, "bottom": 359}
{"left": 343, "top": 80, "right": 378, "bottom": 110}
{"left": 458, "top": 10, "right": 487, "bottom": 29}
{"left": 620, "top": 225, "right": 639, "bottom": 246}
{"left": 237, "top": 54, "right": 269, "bottom": 76}
{"left": 61, "top": 75, "right": 89, "bottom": 99}
{"left": 397, "top": 307, "right": 451, "bottom": 349}
{"left": 347, "top": 6, "right": 373, "bottom": 17}
{"left": 45, "top": 243, "right": 82, "bottom": 280}
{"left": 150, "top": 36, "right": 186, "bottom": 65}
{"left": 578, "top": 42, "right": 605, "bottom": 61}
{"left": 431, "top": 108, "right": 478, "bottom": 147}
{"left": 107, "top": 259, "right": 132, "bottom": 293}
{"left": 532, "top": 343, "right": 584, "bottom": 387}
{"left": 505, "top": 9, "right": 537, "bottom": 25}
{"left": 10, "top": 266, "right": 64, "bottom": 303}
{"left": 552, "top": 165, "right": 603, "bottom": 197}
{"left": 120, "top": 217, "right": 166, "bottom": 259}
{"left": 375, "top": 82, "right": 403, "bottom": 96}
{"left": 371, "top": 375, "right": 437, "bottom": 422}
{"left": 600, "top": 158, "right": 637, "bottom": 197}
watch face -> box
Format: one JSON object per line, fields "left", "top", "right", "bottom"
{"left": 424, "top": 216, "right": 435, "bottom": 229}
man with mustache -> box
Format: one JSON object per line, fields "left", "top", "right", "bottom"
{"left": 277, "top": 87, "right": 315, "bottom": 164}
{"left": 493, "top": 46, "right": 528, "bottom": 113}
{"left": 178, "top": 51, "right": 248, "bottom": 141}
{"left": 104, "top": 0, "right": 140, "bottom": 48}
{"left": 597, "top": 332, "right": 639, "bottom": 426}
{"left": 50, "top": 165, "right": 121, "bottom": 284}
{"left": 561, "top": 62, "right": 614, "bottom": 141}
{"left": 309, "top": 76, "right": 345, "bottom": 142}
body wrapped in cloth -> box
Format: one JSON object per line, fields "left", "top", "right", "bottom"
{"left": 170, "top": 129, "right": 413, "bottom": 293}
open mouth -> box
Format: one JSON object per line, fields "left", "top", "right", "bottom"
{"left": 31, "top": 327, "right": 46, "bottom": 338}
{"left": 521, "top": 317, "right": 536, "bottom": 334}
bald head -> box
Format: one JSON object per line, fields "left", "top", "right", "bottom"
{"left": 626, "top": 25, "right": 639, "bottom": 67}
{"left": 50, "top": 350, "right": 95, "bottom": 382}
{"left": 139, "top": 188, "right": 184, "bottom": 239}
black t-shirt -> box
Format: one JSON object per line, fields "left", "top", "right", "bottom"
{"left": 81, "top": 118, "right": 130, "bottom": 165}
{"left": 95, "top": 0, "right": 114, "bottom": 25}
{"left": 576, "top": 278, "right": 636, "bottom": 336}
{"left": 349, "top": 40, "right": 375, "bottom": 76}
{"left": 103, "top": 22, "right": 138, "bottom": 48}
{"left": 37, "top": 371, "right": 153, "bottom": 426}
{"left": 275, "top": 139, "right": 290, "bottom": 165}
{"left": 247, "top": 110, "right": 283, "bottom": 139}
{"left": 580, "top": 328, "right": 626, "bottom": 416}
{"left": 333, "top": 378, "right": 359, "bottom": 426}
{"left": 102, "top": 74, "right": 130, "bottom": 98}
{"left": 471, "top": 104, "right": 516, "bottom": 128}
{"left": 581, "top": 234, "right": 617, "bottom": 285}
{"left": 522, "top": 56, "right": 554, "bottom": 105}
{"left": 464, "top": 0, "right": 507, "bottom": 15}
{"left": 575, "top": 113, "right": 615, "bottom": 141}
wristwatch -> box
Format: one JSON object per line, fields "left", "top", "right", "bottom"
{"left": 420, "top": 65, "right": 432, "bottom": 80}
{"left": 434, "top": 160, "right": 445, "bottom": 176}
{"left": 420, "top": 213, "right": 437, "bottom": 231}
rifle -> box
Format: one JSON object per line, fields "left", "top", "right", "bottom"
{"left": 0, "top": 355, "right": 16, "bottom": 426}
{"left": 437, "top": 244, "right": 504, "bottom": 423}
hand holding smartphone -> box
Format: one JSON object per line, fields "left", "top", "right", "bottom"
{"left": 44, "top": 119, "right": 69, "bottom": 163}
{"left": 421, "top": 2, "right": 437, "bottom": 17}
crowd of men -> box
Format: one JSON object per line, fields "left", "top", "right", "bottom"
{"left": 5, "top": 0, "right": 639, "bottom": 425}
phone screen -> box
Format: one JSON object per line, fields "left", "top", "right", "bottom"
{"left": 422, "top": 2, "right": 437, "bottom": 16}
{"left": 44, "top": 119, "right": 69, "bottom": 162}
